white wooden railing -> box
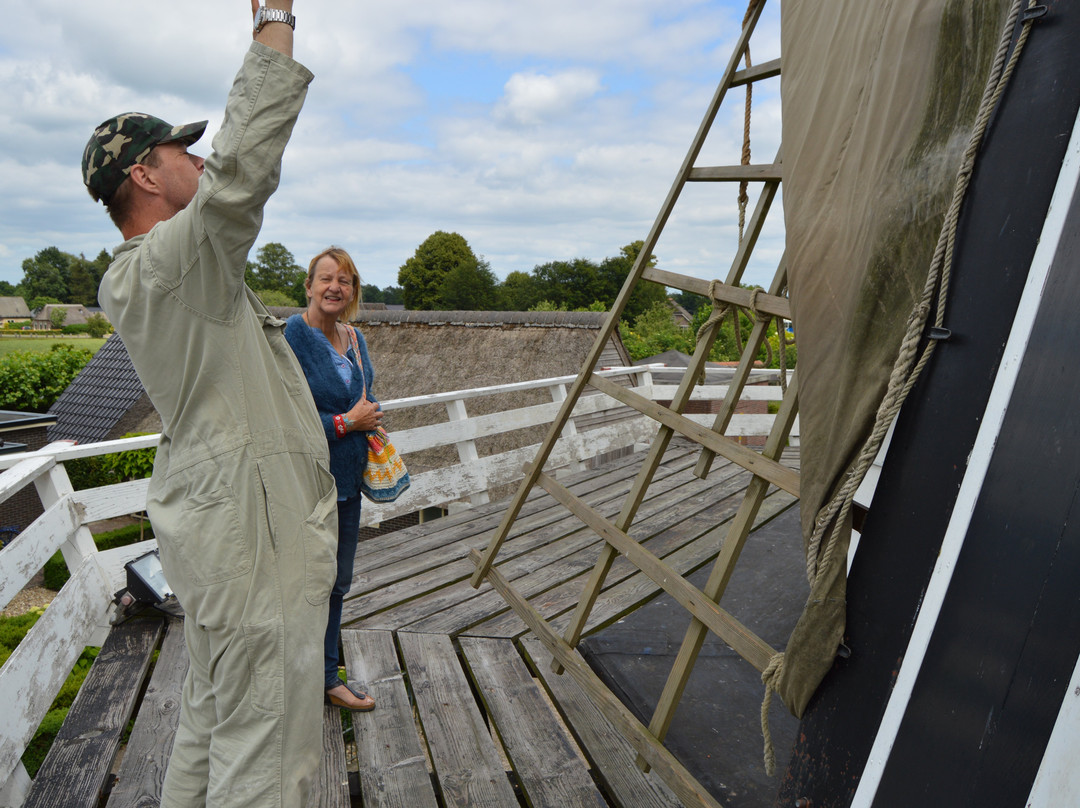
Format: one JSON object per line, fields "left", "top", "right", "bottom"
{"left": 0, "top": 364, "right": 793, "bottom": 805}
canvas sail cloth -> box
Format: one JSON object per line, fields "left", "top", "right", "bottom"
{"left": 776, "top": 0, "right": 1011, "bottom": 716}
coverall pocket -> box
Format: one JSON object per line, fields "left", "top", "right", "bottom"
{"left": 242, "top": 617, "right": 285, "bottom": 715}
{"left": 303, "top": 471, "right": 339, "bottom": 606}
{"left": 174, "top": 485, "right": 251, "bottom": 585}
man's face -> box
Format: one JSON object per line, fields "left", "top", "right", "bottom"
{"left": 146, "top": 141, "right": 205, "bottom": 214}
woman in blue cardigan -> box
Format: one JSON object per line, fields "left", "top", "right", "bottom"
{"left": 285, "top": 246, "right": 381, "bottom": 712}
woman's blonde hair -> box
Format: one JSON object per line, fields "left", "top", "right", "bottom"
{"left": 306, "top": 246, "right": 363, "bottom": 322}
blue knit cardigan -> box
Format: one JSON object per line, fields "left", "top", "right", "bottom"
{"left": 284, "top": 314, "right": 378, "bottom": 500}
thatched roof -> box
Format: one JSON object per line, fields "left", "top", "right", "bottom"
{"left": 49, "top": 311, "right": 632, "bottom": 501}
{"left": 345, "top": 311, "right": 631, "bottom": 491}
{"left": 0, "top": 297, "right": 31, "bottom": 320}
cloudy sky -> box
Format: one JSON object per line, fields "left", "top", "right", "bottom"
{"left": 1, "top": 0, "right": 783, "bottom": 294}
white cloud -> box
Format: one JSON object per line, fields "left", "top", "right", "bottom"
{"left": 0, "top": 0, "right": 784, "bottom": 292}
{"left": 494, "top": 70, "right": 603, "bottom": 127}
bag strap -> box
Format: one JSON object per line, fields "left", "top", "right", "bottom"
{"left": 344, "top": 324, "right": 366, "bottom": 399}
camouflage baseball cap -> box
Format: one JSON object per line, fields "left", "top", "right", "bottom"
{"left": 82, "top": 112, "right": 208, "bottom": 204}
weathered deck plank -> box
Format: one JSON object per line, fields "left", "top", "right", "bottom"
{"left": 24, "top": 617, "right": 163, "bottom": 808}
{"left": 520, "top": 636, "right": 684, "bottom": 808}
{"left": 353, "top": 456, "right": 731, "bottom": 632}
{"left": 340, "top": 449, "right": 699, "bottom": 626}
{"left": 341, "top": 629, "right": 438, "bottom": 808}
{"left": 459, "top": 636, "right": 608, "bottom": 808}
{"left": 397, "top": 632, "right": 518, "bottom": 807}
{"left": 403, "top": 464, "right": 745, "bottom": 636}
{"left": 105, "top": 618, "right": 186, "bottom": 808}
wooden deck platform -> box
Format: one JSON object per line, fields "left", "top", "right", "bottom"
{"left": 25, "top": 442, "right": 798, "bottom": 808}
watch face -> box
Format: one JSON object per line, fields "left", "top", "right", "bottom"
{"left": 253, "top": 6, "right": 265, "bottom": 31}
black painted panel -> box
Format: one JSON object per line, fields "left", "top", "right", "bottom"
{"left": 778, "top": 6, "right": 1080, "bottom": 806}
{"left": 874, "top": 127, "right": 1080, "bottom": 806}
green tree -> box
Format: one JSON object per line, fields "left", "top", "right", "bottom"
{"left": 49, "top": 308, "right": 68, "bottom": 330}
{"left": 21, "top": 248, "right": 73, "bottom": 302}
{"left": 597, "top": 241, "right": 666, "bottom": 325}
{"left": 531, "top": 258, "right": 602, "bottom": 311}
{"left": 84, "top": 313, "right": 111, "bottom": 338}
{"left": 246, "top": 243, "right": 305, "bottom": 303}
{"left": 398, "top": 231, "right": 486, "bottom": 310}
{"left": 497, "top": 270, "right": 541, "bottom": 311}
{"left": 0, "top": 280, "right": 15, "bottom": 296}
{"left": 438, "top": 258, "right": 498, "bottom": 310}
{"left": 380, "top": 285, "right": 404, "bottom": 306}
{"left": 256, "top": 288, "right": 298, "bottom": 307}
{"left": 66, "top": 256, "right": 99, "bottom": 307}
{"left": 26, "top": 296, "right": 61, "bottom": 313}
{"left": 618, "top": 301, "right": 695, "bottom": 361}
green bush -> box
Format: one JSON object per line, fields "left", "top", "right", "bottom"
{"left": 0, "top": 345, "right": 93, "bottom": 412}
{"left": 42, "top": 522, "right": 155, "bottom": 591}
{"left": 0, "top": 608, "right": 100, "bottom": 777}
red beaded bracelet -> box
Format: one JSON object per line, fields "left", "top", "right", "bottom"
{"left": 333, "top": 414, "right": 347, "bottom": 439}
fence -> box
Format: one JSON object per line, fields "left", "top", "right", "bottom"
{"left": 0, "top": 364, "right": 792, "bottom": 805}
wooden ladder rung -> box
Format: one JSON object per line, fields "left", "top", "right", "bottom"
{"left": 642, "top": 267, "right": 791, "bottom": 319}
{"left": 688, "top": 163, "right": 782, "bottom": 182}
{"left": 588, "top": 374, "right": 800, "bottom": 498}
{"left": 731, "top": 58, "right": 782, "bottom": 87}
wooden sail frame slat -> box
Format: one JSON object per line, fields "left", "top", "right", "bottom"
{"left": 688, "top": 163, "right": 783, "bottom": 182}
{"left": 731, "top": 57, "right": 782, "bottom": 87}
{"left": 469, "top": 0, "right": 770, "bottom": 589}
{"left": 587, "top": 373, "right": 800, "bottom": 496}
{"left": 529, "top": 468, "right": 778, "bottom": 671}
{"left": 471, "top": 0, "right": 797, "bottom": 800}
{"left": 642, "top": 267, "right": 790, "bottom": 319}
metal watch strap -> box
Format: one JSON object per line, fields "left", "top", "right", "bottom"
{"left": 255, "top": 7, "right": 296, "bottom": 33}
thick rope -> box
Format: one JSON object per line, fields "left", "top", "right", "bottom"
{"left": 738, "top": 2, "right": 755, "bottom": 242}
{"left": 761, "top": 0, "right": 1036, "bottom": 776}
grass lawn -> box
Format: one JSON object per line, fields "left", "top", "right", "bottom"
{"left": 0, "top": 336, "right": 108, "bottom": 356}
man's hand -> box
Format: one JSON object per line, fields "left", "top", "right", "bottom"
{"left": 251, "top": 0, "right": 295, "bottom": 58}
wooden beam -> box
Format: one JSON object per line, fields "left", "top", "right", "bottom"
{"left": 730, "top": 57, "right": 781, "bottom": 87}
{"left": 24, "top": 617, "right": 163, "bottom": 808}
{"left": 531, "top": 470, "right": 776, "bottom": 671}
{"left": 641, "top": 267, "right": 790, "bottom": 319}
{"left": 688, "top": 164, "right": 782, "bottom": 182}
{"left": 588, "top": 373, "right": 800, "bottom": 497}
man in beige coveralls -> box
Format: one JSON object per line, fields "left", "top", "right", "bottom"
{"left": 82, "top": 3, "right": 337, "bottom": 805}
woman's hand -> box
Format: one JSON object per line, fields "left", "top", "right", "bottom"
{"left": 346, "top": 394, "right": 383, "bottom": 432}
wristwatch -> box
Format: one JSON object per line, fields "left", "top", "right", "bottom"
{"left": 253, "top": 6, "right": 296, "bottom": 34}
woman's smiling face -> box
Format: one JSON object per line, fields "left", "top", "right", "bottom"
{"left": 306, "top": 255, "right": 356, "bottom": 319}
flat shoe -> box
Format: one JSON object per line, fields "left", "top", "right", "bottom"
{"left": 325, "top": 682, "right": 376, "bottom": 712}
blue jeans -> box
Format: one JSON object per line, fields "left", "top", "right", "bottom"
{"left": 325, "top": 493, "right": 362, "bottom": 689}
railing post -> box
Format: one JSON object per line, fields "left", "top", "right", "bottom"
{"left": 0, "top": 760, "right": 31, "bottom": 807}
{"left": 445, "top": 398, "right": 490, "bottom": 506}
{"left": 549, "top": 383, "right": 584, "bottom": 474}
{"left": 31, "top": 443, "right": 96, "bottom": 573}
